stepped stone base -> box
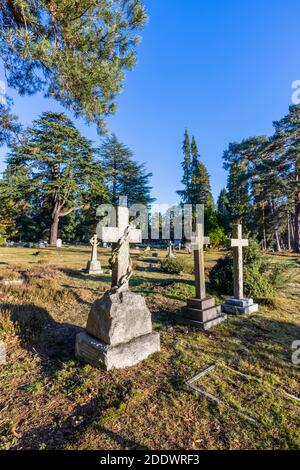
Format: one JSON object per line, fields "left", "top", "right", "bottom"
{"left": 177, "top": 297, "right": 227, "bottom": 331}
{"left": 75, "top": 331, "right": 160, "bottom": 370}
{"left": 86, "top": 260, "right": 103, "bottom": 274}
{"left": 221, "top": 298, "right": 259, "bottom": 315}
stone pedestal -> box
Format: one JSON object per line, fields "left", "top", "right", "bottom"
{"left": 177, "top": 297, "right": 227, "bottom": 331}
{"left": 75, "top": 291, "right": 160, "bottom": 370}
{"left": 86, "top": 260, "right": 103, "bottom": 275}
{"left": 221, "top": 298, "right": 258, "bottom": 315}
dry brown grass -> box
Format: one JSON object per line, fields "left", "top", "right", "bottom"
{"left": 0, "top": 246, "right": 299, "bottom": 450}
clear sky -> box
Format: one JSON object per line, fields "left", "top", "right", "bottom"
{"left": 1, "top": 0, "right": 300, "bottom": 205}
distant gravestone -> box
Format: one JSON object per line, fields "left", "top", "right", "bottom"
{"left": 222, "top": 224, "right": 259, "bottom": 315}
{"left": 86, "top": 234, "right": 103, "bottom": 274}
{"left": 56, "top": 238, "right": 62, "bottom": 248}
{"left": 76, "top": 197, "right": 160, "bottom": 370}
{"left": 166, "top": 241, "right": 176, "bottom": 259}
{"left": 177, "top": 223, "right": 227, "bottom": 330}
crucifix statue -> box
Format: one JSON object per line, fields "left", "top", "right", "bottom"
{"left": 76, "top": 196, "right": 160, "bottom": 370}
{"left": 191, "top": 223, "right": 210, "bottom": 300}
{"left": 221, "top": 224, "right": 258, "bottom": 315}
{"left": 98, "top": 197, "right": 141, "bottom": 291}
{"left": 230, "top": 224, "right": 248, "bottom": 299}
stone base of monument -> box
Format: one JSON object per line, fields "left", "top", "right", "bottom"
{"left": 177, "top": 297, "right": 227, "bottom": 331}
{"left": 221, "top": 298, "right": 258, "bottom": 315}
{"left": 86, "top": 260, "right": 103, "bottom": 275}
{"left": 75, "top": 291, "right": 160, "bottom": 370}
{"left": 76, "top": 331, "right": 160, "bottom": 370}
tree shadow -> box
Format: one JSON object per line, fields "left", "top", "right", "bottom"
{"left": 19, "top": 397, "right": 151, "bottom": 450}
{"left": 2, "top": 302, "right": 82, "bottom": 378}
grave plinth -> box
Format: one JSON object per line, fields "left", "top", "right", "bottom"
{"left": 177, "top": 224, "right": 227, "bottom": 330}
{"left": 76, "top": 198, "right": 160, "bottom": 370}
{"left": 221, "top": 225, "right": 258, "bottom": 315}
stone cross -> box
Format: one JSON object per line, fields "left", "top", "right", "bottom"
{"left": 191, "top": 223, "right": 210, "bottom": 300}
{"left": 98, "top": 198, "right": 142, "bottom": 290}
{"left": 167, "top": 240, "right": 175, "bottom": 258}
{"left": 90, "top": 234, "right": 99, "bottom": 262}
{"left": 230, "top": 224, "right": 248, "bottom": 299}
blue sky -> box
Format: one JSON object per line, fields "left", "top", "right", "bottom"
{"left": 1, "top": 0, "right": 300, "bottom": 205}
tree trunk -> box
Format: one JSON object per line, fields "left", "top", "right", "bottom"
{"left": 270, "top": 199, "right": 281, "bottom": 252}
{"left": 50, "top": 201, "right": 60, "bottom": 246}
{"left": 294, "top": 157, "right": 300, "bottom": 253}
{"left": 294, "top": 196, "right": 300, "bottom": 252}
{"left": 262, "top": 203, "right": 267, "bottom": 250}
{"left": 287, "top": 212, "right": 291, "bottom": 251}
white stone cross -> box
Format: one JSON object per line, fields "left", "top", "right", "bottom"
{"left": 191, "top": 223, "right": 210, "bottom": 300}
{"left": 230, "top": 224, "right": 248, "bottom": 299}
{"left": 90, "top": 234, "right": 99, "bottom": 263}
{"left": 98, "top": 198, "right": 142, "bottom": 290}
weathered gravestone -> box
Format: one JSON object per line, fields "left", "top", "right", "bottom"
{"left": 76, "top": 198, "right": 160, "bottom": 370}
{"left": 56, "top": 238, "right": 62, "bottom": 248}
{"left": 177, "top": 223, "right": 227, "bottom": 330}
{"left": 166, "top": 241, "right": 176, "bottom": 258}
{"left": 86, "top": 234, "right": 103, "bottom": 274}
{"left": 222, "top": 224, "right": 259, "bottom": 315}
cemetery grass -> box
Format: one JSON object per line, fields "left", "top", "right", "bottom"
{"left": 0, "top": 246, "right": 299, "bottom": 450}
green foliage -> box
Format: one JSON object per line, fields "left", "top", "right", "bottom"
{"left": 0, "top": 97, "right": 21, "bottom": 147}
{"left": 209, "top": 240, "right": 291, "bottom": 299}
{"left": 160, "top": 257, "right": 184, "bottom": 274}
{"left": 205, "top": 205, "right": 226, "bottom": 246}
{"left": 99, "top": 134, "right": 154, "bottom": 206}
{"left": 177, "top": 130, "right": 214, "bottom": 207}
{"left": 1, "top": 112, "right": 107, "bottom": 243}
{"left": 0, "top": 0, "right": 147, "bottom": 131}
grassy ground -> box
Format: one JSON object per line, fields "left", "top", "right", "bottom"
{"left": 0, "top": 246, "right": 299, "bottom": 450}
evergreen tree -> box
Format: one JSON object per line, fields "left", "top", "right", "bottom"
{"left": 0, "top": 1, "right": 147, "bottom": 131}
{"left": 99, "top": 134, "right": 154, "bottom": 206}
{"left": 190, "top": 136, "right": 213, "bottom": 207}
{"left": 177, "top": 129, "right": 191, "bottom": 203}
{"left": 1, "top": 112, "right": 107, "bottom": 245}
{"left": 217, "top": 188, "right": 230, "bottom": 233}
{"left": 0, "top": 97, "right": 21, "bottom": 147}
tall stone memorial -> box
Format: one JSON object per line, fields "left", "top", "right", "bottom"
{"left": 86, "top": 234, "right": 103, "bottom": 274}
{"left": 178, "top": 223, "right": 227, "bottom": 330}
{"left": 221, "top": 224, "right": 259, "bottom": 315}
{"left": 76, "top": 198, "right": 160, "bottom": 370}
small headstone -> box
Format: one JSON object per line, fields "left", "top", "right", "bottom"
{"left": 86, "top": 234, "right": 103, "bottom": 274}
{"left": 222, "top": 224, "right": 259, "bottom": 315}
{"left": 144, "top": 245, "right": 151, "bottom": 252}
{"left": 167, "top": 241, "right": 176, "bottom": 258}
{"left": 76, "top": 197, "right": 160, "bottom": 370}
{"left": 56, "top": 238, "right": 62, "bottom": 248}
{"left": 177, "top": 223, "right": 227, "bottom": 330}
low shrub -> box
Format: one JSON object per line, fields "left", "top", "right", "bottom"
{"left": 160, "top": 258, "right": 184, "bottom": 274}
{"left": 209, "top": 240, "right": 291, "bottom": 300}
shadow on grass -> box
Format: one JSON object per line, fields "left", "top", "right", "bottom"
{"left": 19, "top": 397, "right": 151, "bottom": 450}
{"left": 1, "top": 302, "right": 82, "bottom": 377}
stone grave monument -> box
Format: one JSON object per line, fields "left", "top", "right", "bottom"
{"left": 86, "top": 234, "right": 103, "bottom": 274}
{"left": 177, "top": 223, "right": 227, "bottom": 330}
{"left": 76, "top": 198, "right": 160, "bottom": 370}
{"left": 222, "top": 224, "right": 258, "bottom": 315}
{"left": 166, "top": 241, "right": 176, "bottom": 258}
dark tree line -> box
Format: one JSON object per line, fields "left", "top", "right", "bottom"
{"left": 218, "top": 105, "right": 300, "bottom": 253}
{"left": 0, "top": 112, "right": 154, "bottom": 245}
